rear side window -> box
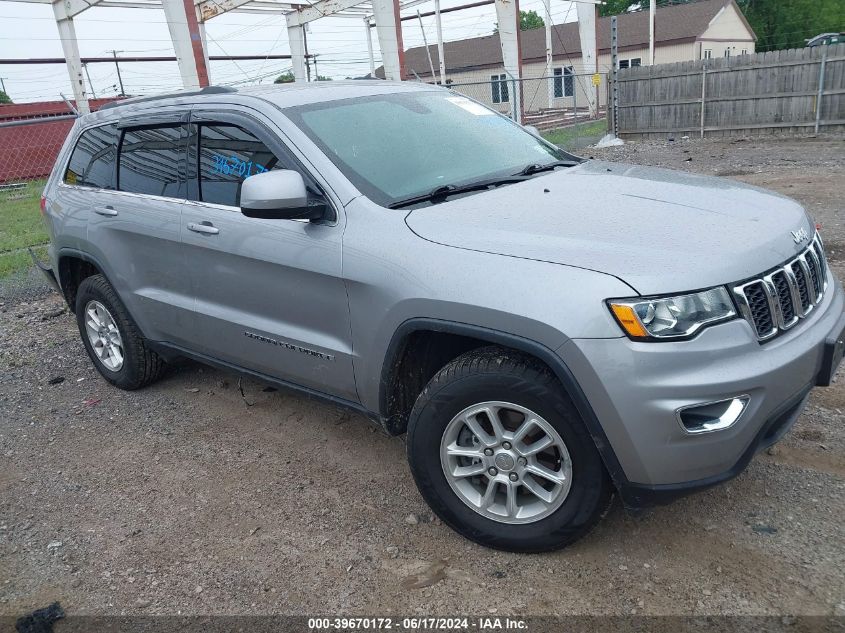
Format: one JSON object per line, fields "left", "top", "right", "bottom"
{"left": 118, "top": 125, "right": 185, "bottom": 198}
{"left": 64, "top": 123, "right": 118, "bottom": 188}
{"left": 195, "top": 124, "right": 282, "bottom": 207}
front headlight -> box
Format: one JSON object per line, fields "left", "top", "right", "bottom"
{"left": 608, "top": 287, "right": 736, "bottom": 340}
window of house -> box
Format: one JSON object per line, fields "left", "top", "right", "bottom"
{"left": 741, "top": 49, "right": 748, "bottom": 55}
{"left": 704, "top": 49, "right": 712, "bottom": 59}
{"left": 553, "top": 66, "right": 574, "bottom": 98}
{"left": 194, "top": 124, "right": 282, "bottom": 208}
{"left": 618, "top": 58, "right": 640, "bottom": 69}
{"left": 491, "top": 74, "right": 509, "bottom": 104}
{"left": 117, "top": 125, "right": 185, "bottom": 198}
{"left": 64, "top": 123, "right": 118, "bottom": 189}
{"left": 724, "top": 49, "right": 731, "bottom": 57}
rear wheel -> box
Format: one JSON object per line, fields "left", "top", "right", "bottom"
{"left": 75, "top": 274, "right": 165, "bottom": 390}
{"left": 406, "top": 347, "right": 612, "bottom": 552}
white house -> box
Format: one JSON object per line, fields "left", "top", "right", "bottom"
{"left": 378, "top": 0, "right": 757, "bottom": 113}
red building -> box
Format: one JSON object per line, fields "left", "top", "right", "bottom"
{"left": 0, "top": 98, "right": 123, "bottom": 183}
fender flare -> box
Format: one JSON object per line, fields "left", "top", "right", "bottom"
{"left": 56, "top": 248, "right": 110, "bottom": 301}
{"left": 377, "top": 318, "right": 629, "bottom": 493}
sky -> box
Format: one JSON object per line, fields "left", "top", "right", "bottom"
{"left": 0, "top": 0, "right": 580, "bottom": 103}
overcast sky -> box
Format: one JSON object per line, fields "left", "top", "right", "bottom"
{"left": 0, "top": 0, "right": 579, "bottom": 103}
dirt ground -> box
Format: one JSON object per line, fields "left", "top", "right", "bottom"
{"left": 1, "top": 136, "right": 844, "bottom": 620}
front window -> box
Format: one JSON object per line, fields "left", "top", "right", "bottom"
{"left": 553, "top": 67, "right": 574, "bottom": 98}
{"left": 491, "top": 74, "right": 509, "bottom": 104}
{"left": 195, "top": 124, "right": 282, "bottom": 207}
{"left": 283, "top": 91, "right": 574, "bottom": 208}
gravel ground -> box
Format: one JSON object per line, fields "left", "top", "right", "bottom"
{"left": 1, "top": 136, "right": 844, "bottom": 620}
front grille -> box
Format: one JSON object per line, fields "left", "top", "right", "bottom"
{"left": 743, "top": 281, "right": 774, "bottom": 337}
{"left": 770, "top": 272, "right": 795, "bottom": 323}
{"left": 792, "top": 263, "right": 811, "bottom": 311}
{"left": 733, "top": 234, "right": 828, "bottom": 342}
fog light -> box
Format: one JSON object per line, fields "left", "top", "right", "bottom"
{"left": 677, "top": 396, "right": 750, "bottom": 434}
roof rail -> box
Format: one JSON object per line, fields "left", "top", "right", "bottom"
{"left": 100, "top": 85, "right": 237, "bottom": 111}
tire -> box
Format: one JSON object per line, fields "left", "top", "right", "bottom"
{"left": 75, "top": 274, "right": 165, "bottom": 390}
{"left": 406, "top": 346, "right": 612, "bottom": 552}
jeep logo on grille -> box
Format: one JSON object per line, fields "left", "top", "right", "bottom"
{"left": 791, "top": 227, "right": 810, "bottom": 244}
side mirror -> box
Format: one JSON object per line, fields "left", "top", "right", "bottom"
{"left": 523, "top": 124, "right": 541, "bottom": 137}
{"left": 240, "top": 169, "right": 326, "bottom": 221}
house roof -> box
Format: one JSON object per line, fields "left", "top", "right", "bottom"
{"left": 381, "top": 0, "right": 749, "bottom": 78}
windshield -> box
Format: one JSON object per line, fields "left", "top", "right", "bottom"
{"left": 283, "top": 91, "right": 576, "bottom": 207}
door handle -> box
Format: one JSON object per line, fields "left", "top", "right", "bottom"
{"left": 187, "top": 221, "right": 219, "bottom": 235}
{"left": 94, "top": 205, "right": 117, "bottom": 217}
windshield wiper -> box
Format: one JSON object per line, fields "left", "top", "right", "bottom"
{"left": 388, "top": 176, "right": 527, "bottom": 209}
{"left": 516, "top": 160, "right": 579, "bottom": 176}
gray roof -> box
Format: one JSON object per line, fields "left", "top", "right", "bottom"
{"left": 380, "top": 0, "right": 752, "bottom": 78}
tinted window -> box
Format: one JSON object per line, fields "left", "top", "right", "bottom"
{"left": 195, "top": 124, "right": 282, "bottom": 207}
{"left": 118, "top": 125, "right": 185, "bottom": 198}
{"left": 64, "top": 123, "right": 118, "bottom": 188}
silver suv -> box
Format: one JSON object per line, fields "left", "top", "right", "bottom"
{"left": 37, "top": 82, "right": 845, "bottom": 552}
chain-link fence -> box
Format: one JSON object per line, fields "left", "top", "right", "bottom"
{"left": 0, "top": 116, "right": 75, "bottom": 302}
{"left": 448, "top": 73, "right": 608, "bottom": 151}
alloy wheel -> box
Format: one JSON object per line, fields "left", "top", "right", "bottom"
{"left": 440, "top": 401, "right": 572, "bottom": 524}
{"left": 83, "top": 300, "right": 125, "bottom": 372}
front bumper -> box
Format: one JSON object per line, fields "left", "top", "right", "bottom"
{"left": 559, "top": 272, "right": 845, "bottom": 508}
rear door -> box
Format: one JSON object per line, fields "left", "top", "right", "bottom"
{"left": 180, "top": 107, "right": 357, "bottom": 401}
{"left": 85, "top": 111, "right": 196, "bottom": 347}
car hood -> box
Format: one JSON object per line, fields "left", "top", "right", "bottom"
{"left": 404, "top": 160, "right": 815, "bottom": 295}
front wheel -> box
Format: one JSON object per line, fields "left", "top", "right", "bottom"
{"left": 406, "top": 347, "right": 612, "bottom": 552}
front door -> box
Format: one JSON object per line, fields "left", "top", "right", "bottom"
{"left": 179, "top": 109, "right": 357, "bottom": 402}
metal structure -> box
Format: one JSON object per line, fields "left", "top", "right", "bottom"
{"left": 3, "top": 0, "right": 602, "bottom": 120}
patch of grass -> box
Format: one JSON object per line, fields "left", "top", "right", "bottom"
{"left": 0, "top": 179, "right": 49, "bottom": 277}
{"left": 0, "top": 244, "right": 48, "bottom": 279}
{"left": 542, "top": 119, "right": 608, "bottom": 150}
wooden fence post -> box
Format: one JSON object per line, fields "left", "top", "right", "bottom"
{"left": 699, "top": 66, "right": 707, "bottom": 139}
{"left": 815, "top": 48, "right": 828, "bottom": 134}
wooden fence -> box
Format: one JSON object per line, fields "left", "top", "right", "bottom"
{"left": 609, "top": 43, "right": 845, "bottom": 139}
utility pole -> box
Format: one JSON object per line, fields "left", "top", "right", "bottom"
{"left": 364, "top": 17, "right": 375, "bottom": 78}
{"left": 417, "top": 10, "right": 437, "bottom": 82}
{"left": 109, "top": 50, "right": 125, "bottom": 95}
{"left": 303, "top": 28, "right": 311, "bottom": 82}
{"left": 434, "top": 0, "right": 445, "bottom": 85}
{"left": 611, "top": 15, "right": 619, "bottom": 136}
{"left": 83, "top": 62, "right": 97, "bottom": 98}
{"left": 649, "top": 0, "right": 656, "bottom": 65}
{"left": 313, "top": 54, "right": 319, "bottom": 80}
{"left": 0, "top": 77, "right": 6, "bottom": 93}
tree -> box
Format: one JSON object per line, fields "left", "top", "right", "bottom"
{"left": 493, "top": 10, "right": 545, "bottom": 33}
{"left": 519, "top": 10, "right": 544, "bottom": 31}
{"left": 736, "top": 0, "right": 843, "bottom": 52}
{"left": 599, "top": 0, "right": 637, "bottom": 17}
{"left": 274, "top": 72, "right": 295, "bottom": 84}
{"left": 0, "top": 90, "right": 11, "bottom": 105}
